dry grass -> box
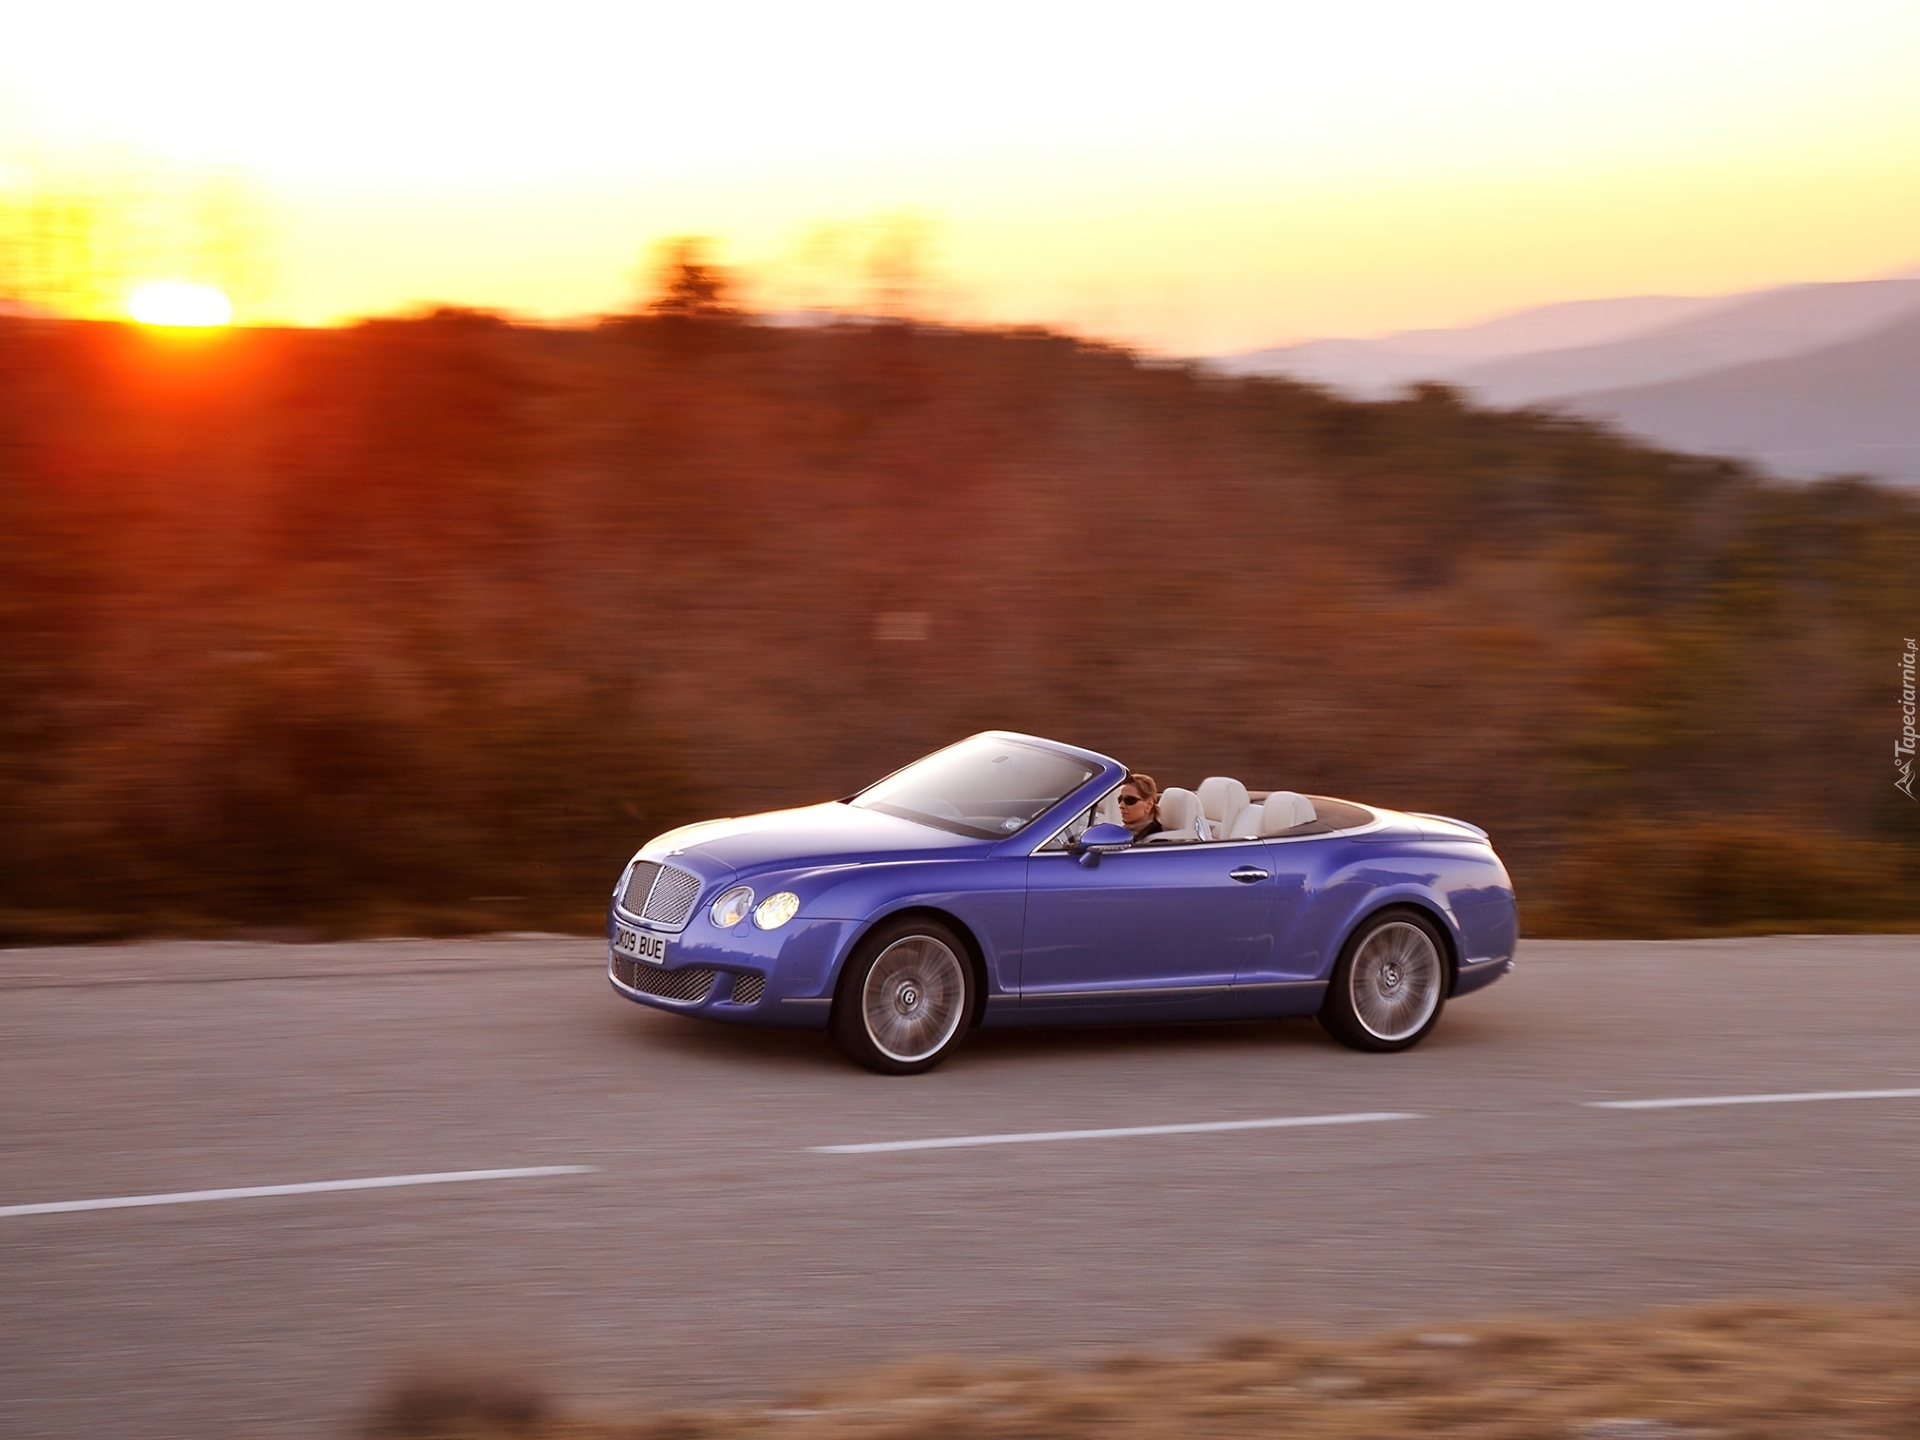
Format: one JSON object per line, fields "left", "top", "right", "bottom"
{"left": 360, "top": 1298, "right": 1920, "bottom": 1440}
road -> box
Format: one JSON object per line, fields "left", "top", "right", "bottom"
{"left": 4, "top": 934, "right": 1919, "bottom": 1438}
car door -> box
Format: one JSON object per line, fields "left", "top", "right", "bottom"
{"left": 1232, "top": 833, "right": 1328, "bottom": 993}
{"left": 1020, "top": 842, "right": 1276, "bottom": 1011}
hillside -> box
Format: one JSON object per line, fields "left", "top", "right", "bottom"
{"left": 0, "top": 310, "right": 1915, "bottom": 939}
{"left": 1559, "top": 308, "right": 1920, "bottom": 485}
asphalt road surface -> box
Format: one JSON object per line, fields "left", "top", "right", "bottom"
{"left": 4, "top": 934, "right": 1919, "bottom": 1438}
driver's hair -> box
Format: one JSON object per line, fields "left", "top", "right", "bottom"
{"left": 1124, "top": 773, "right": 1159, "bottom": 815}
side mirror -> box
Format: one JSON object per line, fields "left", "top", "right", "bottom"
{"left": 1071, "top": 823, "right": 1135, "bottom": 867}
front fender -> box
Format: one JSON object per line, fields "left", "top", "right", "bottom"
{"left": 805, "top": 857, "right": 1029, "bottom": 1000}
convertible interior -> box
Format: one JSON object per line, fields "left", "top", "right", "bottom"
{"left": 1059, "top": 780, "right": 1375, "bottom": 847}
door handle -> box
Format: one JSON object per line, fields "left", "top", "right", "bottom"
{"left": 1229, "top": 866, "right": 1269, "bottom": 883}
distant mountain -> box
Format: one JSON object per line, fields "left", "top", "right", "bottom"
{"left": 1212, "top": 293, "right": 1733, "bottom": 395}
{"left": 1449, "top": 278, "right": 1920, "bottom": 407}
{"left": 1211, "top": 273, "right": 1920, "bottom": 485}
{"left": 1558, "top": 308, "right": 1920, "bottom": 486}
{"left": 1215, "top": 277, "right": 1920, "bottom": 417}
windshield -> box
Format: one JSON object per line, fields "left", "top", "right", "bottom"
{"left": 852, "top": 737, "right": 1101, "bottom": 839}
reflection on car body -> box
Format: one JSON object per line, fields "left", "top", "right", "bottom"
{"left": 607, "top": 731, "right": 1518, "bottom": 1073}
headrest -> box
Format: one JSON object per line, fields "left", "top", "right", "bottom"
{"left": 1197, "top": 776, "right": 1249, "bottom": 828}
{"left": 1156, "top": 787, "right": 1204, "bottom": 834}
{"left": 1095, "top": 790, "right": 1123, "bottom": 826}
{"left": 1258, "top": 791, "right": 1316, "bottom": 835}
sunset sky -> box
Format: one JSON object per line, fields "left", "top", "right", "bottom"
{"left": 3, "top": 0, "right": 1919, "bottom": 352}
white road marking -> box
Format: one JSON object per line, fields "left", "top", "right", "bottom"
{"left": 811, "top": 1111, "right": 1420, "bottom": 1154}
{"left": 0, "top": 1166, "right": 597, "bottom": 1219}
{"left": 1586, "top": 1088, "right": 1920, "bottom": 1111}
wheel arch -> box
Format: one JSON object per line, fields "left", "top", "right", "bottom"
{"left": 834, "top": 904, "right": 991, "bottom": 1028}
{"left": 1335, "top": 897, "right": 1461, "bottom": 994}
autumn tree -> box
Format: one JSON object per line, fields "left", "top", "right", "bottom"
{"left": 647, "top": 236, "right": 735, "bottom": 316}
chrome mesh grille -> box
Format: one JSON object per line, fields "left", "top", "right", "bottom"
{"left": 729, "top": 973, "right": 766, "bottom": 1006}
{"left": 641, "top": 866, "right": 702, "bottom": 927}
{"left": 610, "top": 954, "right": 716, "bottom": 1002}
{"left": 619, "top": 860, "right": 662, "bottom": 915}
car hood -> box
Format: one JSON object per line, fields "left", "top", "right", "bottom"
{"left": 642, "top": 801, "right": 990, "bottom": 878}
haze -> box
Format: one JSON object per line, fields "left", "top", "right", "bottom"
{"left": 3, "top": 0, "right": 1919, "bottom": 350}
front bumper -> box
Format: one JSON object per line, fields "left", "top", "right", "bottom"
{"left": 605, "top": 912, "right": 855, "bottom": 1029}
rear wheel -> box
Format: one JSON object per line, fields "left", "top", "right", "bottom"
{"left": 831, "top": 917, "right": 975, "bottom": 1074}
{"left": 1319, "top": 908, "right": 1448, "bottom": 1052}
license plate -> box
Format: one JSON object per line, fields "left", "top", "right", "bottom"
{"left": 613, "top": 925, "right": 668, "bottom": 965}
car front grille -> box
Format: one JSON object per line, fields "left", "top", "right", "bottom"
{"left": 729, "top": 973, "right": 766, "bottom": 1006}
{"left": 619, "top": 860, "right": 661, "bottom": 914}
{"left": 641, "top": 866, "right": 702, "bottom": 927}
{"left": 610, "top": 955, "right": 716, "bottom": 1002}
{"left": 616, "top": 860, "right": 703, "bottom": 928}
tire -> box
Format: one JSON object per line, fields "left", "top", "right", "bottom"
{"left": 1319, "top": 907, "right": 1449, "bottom": 1053}
{"left": 831, "top": 916, "right": 975, "bottom": 1074}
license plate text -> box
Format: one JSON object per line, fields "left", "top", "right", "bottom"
{"left": 614, "top": 926, "right": 668, "bottom": 964}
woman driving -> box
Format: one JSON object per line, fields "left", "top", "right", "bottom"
{"left": 1117, "top": 773, "right": 1163, "bottom": 843}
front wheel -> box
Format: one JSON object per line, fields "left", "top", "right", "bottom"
{"left": 1319, "top": 908, "right": 1448, "bottom": 1053}
{"left": 831, "top": 917, "right": 975, "bottom": 1074}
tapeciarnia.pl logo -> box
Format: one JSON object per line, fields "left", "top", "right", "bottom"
{"left": 1900, "top": 638, "right": 1917, "bottom": 800}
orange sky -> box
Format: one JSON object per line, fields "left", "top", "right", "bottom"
{"left": 3, "top": 0, "right": 1919, "bottom": 352}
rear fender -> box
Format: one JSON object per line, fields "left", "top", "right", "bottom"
{"left": 1295, "top": 839, "right": 1506, "bottom": 981}
{"left": 1311, "top": 845, "right": 1516, "bottom": 992}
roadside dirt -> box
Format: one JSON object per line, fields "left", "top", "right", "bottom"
{"left": 361, "top": 1297, "right": 1920, "bottom": 1439}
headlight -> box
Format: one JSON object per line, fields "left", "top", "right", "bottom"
{"left": 753, "top": 891, "right": 800, "bottom": 929}
{"left": 709, "top": 885, "right": 754, "bottom": 928}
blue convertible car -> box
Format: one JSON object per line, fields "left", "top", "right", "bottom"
{"left": 608, "top": 732, "right": 1517, "bottom": 1073}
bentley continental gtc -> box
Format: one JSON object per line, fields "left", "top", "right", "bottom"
{"left": 608, "top": 732, "right": 1517, "bottom": 1073}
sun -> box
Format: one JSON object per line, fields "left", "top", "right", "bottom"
{"left": 128, "top": 282, "right": 233, "bottom": 328}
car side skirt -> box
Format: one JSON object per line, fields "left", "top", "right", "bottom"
{"left": 982, "top": 979, "right": 1326, "bottom": 1028}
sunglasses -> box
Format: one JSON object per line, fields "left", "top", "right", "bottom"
{"left": 1119, "top": 794, "right": 1147, "bottom": 806}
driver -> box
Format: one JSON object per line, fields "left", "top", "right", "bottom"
{"left": 1118, "top": 773, "right": 1163, "bottom": 843}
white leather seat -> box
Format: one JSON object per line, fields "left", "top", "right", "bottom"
{"left": 1145, "top": 787, "right": 1206, "bottom": 842}
{"left": 1258, "top": 790, "right": 1317, "bottom": 835}
{"left": 1197, "top": 777, "right": 1249, "bottom": 843}
{"left": 1094, "top": 789, "right": 1124, "bottom": 827}
{"left": 1225, "top": 803, "right": 1265, "bottom": 839}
